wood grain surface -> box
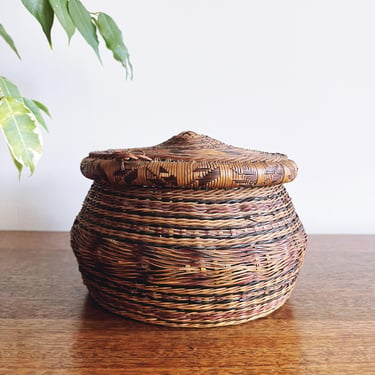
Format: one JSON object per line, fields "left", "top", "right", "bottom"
{"left": 0, "top": 232, "right": 374, "bottom": 374}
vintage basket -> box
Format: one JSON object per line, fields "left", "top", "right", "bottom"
{"left": 71, "top": 131, "right": 307, "bottom": 327}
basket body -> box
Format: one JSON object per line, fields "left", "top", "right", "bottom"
{"left": 71, "top": 182, "right": 307, "bottom": 327}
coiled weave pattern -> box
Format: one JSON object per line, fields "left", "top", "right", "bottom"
{"left": 71, "top": 183, "right": 307, "bottom": 327}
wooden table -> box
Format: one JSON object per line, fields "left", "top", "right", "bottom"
{"left": 0, "top": 232, "right": 374, "bottom": 374}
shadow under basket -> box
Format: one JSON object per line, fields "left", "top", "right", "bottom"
{"left": 71, "top": 131, "right": 307, "bottom": 328}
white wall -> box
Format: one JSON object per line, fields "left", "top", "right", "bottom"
{"left": 1, "top": 0, "right": 374, "bottom": 234}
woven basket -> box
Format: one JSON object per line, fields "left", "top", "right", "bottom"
{"left": 71, "top": 131, "right": 307, "bottom": 327}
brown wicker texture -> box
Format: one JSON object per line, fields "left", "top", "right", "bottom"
{"left": 71, "top": 131, "right": 307, "bottom": 327}
{"left": 80, "top": 130, "right": 298, "bottom": 188}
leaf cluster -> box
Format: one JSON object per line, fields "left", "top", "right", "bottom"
{"left": 0, "top": 0, "right": 132, "bottom": 176}
{"left": 0, "top": 77, "right": 50, "bottom": 176}
{"left": 18, "top": 0, "right": 133, "bottom": 77}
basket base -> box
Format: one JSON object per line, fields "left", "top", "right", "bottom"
{"left": 86, "top": 287, "right": 294, "bottom": 328}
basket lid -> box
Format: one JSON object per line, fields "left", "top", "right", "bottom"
{"left": 81, "top": 130, "right": 298, "bottom": 188}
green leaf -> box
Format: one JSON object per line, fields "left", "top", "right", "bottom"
{"left": 48, "top": 0, "right": 75, "bottom": 41}
{"left": 0, "top": 97, "right": 42, "bottom": 174}
{"left": 23, "top": 98, "right": 48, "bottom": 131}
{"left": 21, "top": 0, "right": 54, "bottom": 47}
{"left": 96, "top": 13, "right": 133, "bottom": 78}
{"left": 0, "top": 76, "right": 21, "bottom": 97}
{"left": 32, "top": 99, "right": 51, "bottom": 118}
{"left": 0, "top": 77, "right": 50, "bottom": 131}
{"left": 68, "top": 0, "right": 101, "bottom": 62}
{"left": 9, "top": 149, "right": 23, "bottom": 177}
{"left": 0, "top": 24, "right": 21, "bottom": 59}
